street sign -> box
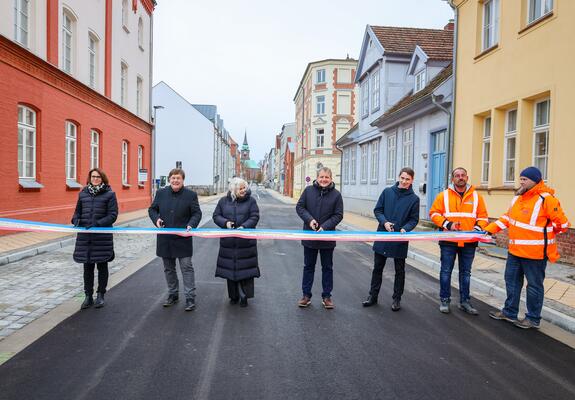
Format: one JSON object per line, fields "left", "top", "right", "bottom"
{"left": 305, "top": 176, "right": 311, "bottom": 182}
{"left": 138, "top": 169, "right": 148, "bottom": 182}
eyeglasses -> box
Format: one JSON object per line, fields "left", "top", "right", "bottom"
{"left": 91, "top": 175, "right": 102, "bottom": 179}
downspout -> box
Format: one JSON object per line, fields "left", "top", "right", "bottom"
{"left": 445, "top": 0, "right": 458, "bottom": 188}
{"left": 149, "top": 10, "right": 155, "bottom": 200}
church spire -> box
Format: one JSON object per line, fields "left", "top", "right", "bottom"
{"left": 243, "top": 129, "right": 248, "bottom": 146}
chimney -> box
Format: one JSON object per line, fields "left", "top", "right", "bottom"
{"left": 444, "top": 19, "right": 454, "bottom": 31}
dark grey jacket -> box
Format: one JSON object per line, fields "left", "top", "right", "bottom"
{"left": 212, "top": 190, "right": 260, "bottom": 281}
{"left": 296, "top": 181, "right": 344, "bottom": 249}
{"left": 148, "top": 186, "right": 202, "bottom": 258}
{"left": 72, "top": 185, "right": 118, "bottom": 264}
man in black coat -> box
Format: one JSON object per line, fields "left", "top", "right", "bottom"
{"left": 296, "top": 167, "right": 344, "bottom": 309}
{"left": 148, "top": 168, "right": 202, "bottom": 311}
{"left": 363, "top": 167, "right": 420, "bottom": 311}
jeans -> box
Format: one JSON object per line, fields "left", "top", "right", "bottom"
{"left": 84, "top": 262, "right": 109, "bottom": 295}
{"left": 502, "top": 253, "right": 547, "bottom": 324}
{"left": 162, "top": 257, "right": 196, "bottom": 299}
{"left": 302, "top": 247, "right": 334, "bottom": 298}
{"left": 439, "top": 245, "right": 476, "bottom": 303}
{"left": 369, "top": 253, "right": 406, "bottom": 301}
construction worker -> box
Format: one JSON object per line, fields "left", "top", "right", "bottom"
{"left": 486, "top": 167, "right": 570, "bottom": 329}
{"left": 430, "top": 167, "right": 488, "bottom": 315}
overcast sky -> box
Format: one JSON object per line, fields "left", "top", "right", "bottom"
{"left": 153, "top": 0, "right": 454, "bottom": 162}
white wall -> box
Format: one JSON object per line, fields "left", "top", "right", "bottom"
{"left": 0, "top": 0, "right": 48, "bottom": 60}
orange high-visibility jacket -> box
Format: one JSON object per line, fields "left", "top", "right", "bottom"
{"left": 484, "top": 181, "right": 570, "bottom": 263}
{"left": 429, "top": 185, "right": 489, "bottom": 246}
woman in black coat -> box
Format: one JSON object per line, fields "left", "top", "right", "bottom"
{"left": 72, "top": 168, "right": 118, "bottom": 309}
{"left": 213, "top": 177, "right": 260, "bottom": 307}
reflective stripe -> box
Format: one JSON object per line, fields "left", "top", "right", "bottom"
{"left": 511, "top": 196, "right": 519, "bottom": 206}
{"left": 477, "top": 218, "right": 489, "bottom": 222}
{"left": 443, "top": 190, "right": 449, "bottom": 214}
{"left": 508, "top": 217, "right": 553, "bottom": 233}
{"left": 443, "top": 189, "right": 477, "bottom": 219}
{"left": 472, "top": 191, "right": 478, "bottom": 217}
{"left": 495, "top": 220, "right": 507, "bottom": 230}
{"left": 510, "top": 239, "right": 555, "bottom": 246}
{"left": 430, "top": 213, "right": 442, "bottom": 219}
{"left": 444, "top": 212, "right": 476, "bottom": 218}
{"left": 530, "top": 197, "right": 544, "bottom": 226}
{"left": 501, "top": 215, "right": 510, "bottom": 221}
{"left": 561, "top": 222, "right": 569, "bottom": 228}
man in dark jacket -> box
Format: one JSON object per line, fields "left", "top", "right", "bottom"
{"left": 296, "top": 167, "right": 344, "bottom": 309}
{"left": 148, "top": 168, "right": 202, "bottom": 311}
{"left": 362, "top": 167, "right": 420, "bottom": 311}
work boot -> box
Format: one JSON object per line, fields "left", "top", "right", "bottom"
{"left": 362, "top": 295, "right": 378, "bottom": 307}
{"left": 439, "top": 299, "right": 450, "bottom": 314}
{"left": 322, "top": 297, "right": 334, "bottom": 309}
{"left": 391, "top": 299, "right": 401, "bottom": 312}
{"left": 184, "top": 298, "right": 195, "bottom": 312}
{"left": 489, "top": 310, "right": 517, "bottom": 323}
{"left": 94, "top": 293, "right": 105, "bottom": 308}
{"left": 298, "top": 296, "right": 311, "bottom": 308}
{"left": 81, "top": 295, "right": 93, "bottom": 310}
{"left": 514, "top": 318, "right": 540, "bottom": 329}
{"left": 458, "top": 301, "right": 478, "bottom": 315}
{"left": 163, "top": 294, "right": 179, "bottom": 307}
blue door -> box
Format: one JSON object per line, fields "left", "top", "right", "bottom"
{"left": 429, "top": 130, "right": 447, "bottom": 211}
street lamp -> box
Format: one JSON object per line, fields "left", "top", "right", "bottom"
{"left": 152, "top": 105, "right": 165, "bottom": 199}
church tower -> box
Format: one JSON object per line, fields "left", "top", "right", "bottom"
{"left": 241, "top": 130, "right": 250, "bottom": 161}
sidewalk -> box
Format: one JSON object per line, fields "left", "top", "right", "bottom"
{"left": 266, "top": 189, "right": 575, "bottom": 333}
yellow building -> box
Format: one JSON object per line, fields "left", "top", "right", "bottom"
{"left": 452, "top": 1, "right": 574, "bottom": 236}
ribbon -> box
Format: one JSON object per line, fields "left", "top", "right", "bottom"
{"left": 0, "top": 217, "right": 492, "bottom": 243}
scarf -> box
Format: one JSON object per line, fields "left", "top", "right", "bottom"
{"left": 87, "top": 183, "right": 105, "bottom": 197}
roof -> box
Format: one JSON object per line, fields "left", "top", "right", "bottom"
{"left": 243, "top": 159, "right": 259, "bottom": 169}
{"left": 376, "top": 64, "right": 452, "bottom": 122}
{"left": 370, "top": 26, "right": 453, "bottom": 60}
{"left": 191, "top": 104, "right": 217, "bottom": 122}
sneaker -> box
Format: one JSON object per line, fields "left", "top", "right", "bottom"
{"left": 81, "top": 295, "right": 93, "bottom": 310}
{"left": 94, "top": 293, "right": 105, "bottom": 309}
{"left": 362, "top": 295, "right": 378, "bottom": 307}
{"left": 488, "top": 310, "right": 517, "bottom": 323}
{"left": 298, "top": 296, "right": 311, "bottom": 308}
{"left": 458, "top": 301, "right": 478, "bottom": 315}
{"left": 391, "top": 300, "right": 401, "bottom": 312}
{"left": 322, "top": 297, "right": 334, "bottom": 309}
{"left": 514, "top": 318, "right": 540, "bottom": 330}
{"left": 163, "top": 295, "right": 179, "bottom": 307}
{"left": 184, "top": 298, "right": 195, "bottom": 312}
{"left": 439, "top": 299, "right": 450, "bottom": 314}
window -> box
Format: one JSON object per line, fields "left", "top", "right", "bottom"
{"left": 482, "top": 0, "right": 499, "bottom": 50}
{"left": 371, "top": 69, "right": 380, "bottom": 111}
{"left": 316, "top": 95, "right": 325, "bottom": 115}
{"left": 343, "top": 148, "right": 349, "bottom": 184}
{"left": 370, "top": 140, "right": 379, "bottom": 183}
{"left": 528, "top": 0, "right": 553, "bottom": 24}
{"left": 482, "top": 117, "right": 491, "bottom": 184}
{"left": 122, "top": 0, "right": 129, "bottom": 30}
{"left": 361, "top": 80, "right": 369, "bottom": 117}
{"left": 402, "top": 128, "right": 414, "bottom": 168}
{"left": 414, "top": 70, "right": 426, "bottom": 92}
{"left": 338, "top": 68, "right": 351, "bottom": 83}
{"left": 316, "top": 69, "right": 325, "bottom": 83}
{"left": 88, "top": 34, "right": 97, "bottom": 88}
{"left": 138, "top": 18, "right": 144, "bottom": 49}
{"left": 533, "top": 99, "right": 550, "bottom": 180}
{"left": 122, "top": 140, "right": 129, "bottom": 184}
{"left": 316, "top": 128, "right": 325, "bottom": 148}
{"left": 14, "top": 0, "right": 30, "bottom": 47}
{"left": 121, "top": 62, "right": 128, "bottom": 106}
{"left": 17, "top": 105, "right": 36, "bottom": 179}
{"left": 138, "top": 145, "right": 144, "bottom": 182}
{"left": 360, "top": 143, "right": 368, "bottom": 183}
{"left": 386, "top": 134, "right": 396, "bottom": 182}
{"left": 504, "top": 109, "right": 517, "bottom": 183}
{"left": 90, "top": 130, "right": 99, "bottom": 168}
{"left": 350, "top": 146, "right": 357, "bottom": 184}
{"left": 62, "top": 12, "right": 73, "bottom": 73}
{"left": 136, "top": 76, "right": 143, "bottom": 116}
{"left": 65, "top": 122, "right": 77, "bottom": 180}
{"left": 337, "top": 93, "right": 351, "bottom": 115}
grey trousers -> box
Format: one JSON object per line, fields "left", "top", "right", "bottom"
{"left": 162, "top": 257, "right": 195, "bottom": 299}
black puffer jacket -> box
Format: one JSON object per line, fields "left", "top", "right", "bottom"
{"left": 296, "top": 181, "right": 344, "bottom": 249}
{"left": 72, "top": 185, "right": 118, "bottom": 264}
{"left": 212, "top": 190, "right": 260, "bottom": 281}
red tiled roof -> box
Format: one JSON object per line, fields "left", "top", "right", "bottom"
{"left": 370, "top": 26, "right": 453, "bottom": 60}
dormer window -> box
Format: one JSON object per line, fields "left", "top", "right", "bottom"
{"left": 414, "top": 69, "right": 426, "bottom": 93}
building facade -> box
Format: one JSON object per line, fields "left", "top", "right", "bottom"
{"left": 278, "top": 122, "right": 296, "bottom": 195}
{"left": 452, "top": 0, "right": 575, "bottom": 262}
{"left": 293, "top": 58, "right": 359, "bottom": 198}
{"left": 0, "top": 0, "right": 155, "bottom": 224}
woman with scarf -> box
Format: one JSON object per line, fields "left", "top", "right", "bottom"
{"left": 72, "top": 168, "right": 118, "bottom": 309}
{"left": 213, "top": 177, "right": 260, "bottom": 307}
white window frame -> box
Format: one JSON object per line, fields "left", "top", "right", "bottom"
{"left": 88, "top": 34, "right": 97, "bottom": 89}
{"left": 350, "top": 146, "right": 357, "bottom": 184}
{"left": 121, "top": 62, "right": 128, "bottom": 106}
{"left": 504, "top": 109, "right": 517, "bottom": 184}
{"left": 62, "top": 11, "right": 74, "bottom": 74}
{"left": 361, "top": 79, "right": 369, "bottom": 118}
{"left": 371, "top": 69, "right": 380, "bottom": 111}
{"left": 528, "top": 0, "right": 553, "bottom": 24}
{"left": 122, "top": 140, "right": 129, "bottom": 184}
{"left": 402, "top": 128, "right": 414, "bottom": 168}
{"left": 315, "top": 128, "right": 325, "bottom": 148}
{"left": 482, "top": 117, "right": 491, "bottom": 184}
{"left": 65, "top": 121, "right": 77, "bottom": 180}
{"left": 316, "top": 96, "right": 325, "bottom": 115}
{"left": 386, "top": 134, "right": 396, "bottom": 183}
{"left": 316, "top": 69, "right": 326, "bottom": 84}
{"left": 122, "top": 0, "right": 129, "bottom": 30}
{"left": 14, "top": 0, "right": 30, "bottom": 47}
{"left": 370, "top": 140, "right": 379, "bottom": 184}
{"left": 482, "top": 0, "right": 499, "bottom": 51}
{"left": 533, "top": 99, "right": 550, "bottom": 180}
{"left": 138, "top": 145, "right": 144, "bottom": 182}
{"left": 414, "top": 69, "right": 426, "bottom": 93}
{"left": 17, "top": 105, "right": 36, "bottom": 179}
{"left": 136, "top": 76, "right": 143, "bottom": 116}
{"left": 90, "top": 130, "right": 99, "bottom": 169}
{"left": 360, "top": 143, "right": 368, "bottom": 183}
{"left": 138, "top": 17, "right": 144, "bottom": 50}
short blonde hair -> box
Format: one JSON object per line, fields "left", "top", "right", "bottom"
{"left": 228, "top": 177, "right": 248, "bottom": 201}
{"left": 317, "top": 167, "right": 332, "bottom": 178}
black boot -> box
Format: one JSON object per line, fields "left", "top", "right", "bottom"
{"left": 362, "top": 295, "right": 378, "bottom": 307}
{"left": 94, "top": 293, "right": 105, "bottom": 308}
{"left": 238, "top": 282, "right": 248, "bottom": 308}
{"left": 81, "top": 294, "right": 94, "bottom": 309}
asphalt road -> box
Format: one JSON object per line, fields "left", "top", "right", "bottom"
{"left": 1, "top": 189, "right": 574, "bottom": 400}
